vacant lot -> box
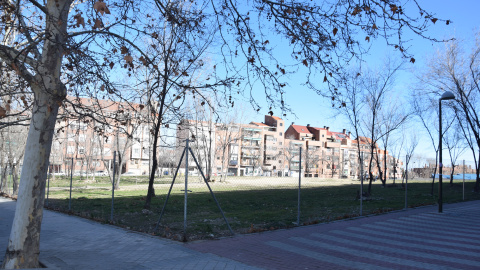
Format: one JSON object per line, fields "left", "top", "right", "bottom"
{"left": 43, "top": 175, "right": 480, "bottom": 241}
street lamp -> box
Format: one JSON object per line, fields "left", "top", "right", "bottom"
{"left": 438, "top": 90, "right": 455, "bottom": 213}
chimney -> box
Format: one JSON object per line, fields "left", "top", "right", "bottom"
{"left": 348, "top": 131, "right": 351, "bottom": 137}
{"left": 326, "top": 127, "right": 330, "bottom": 131}
{"left": 343, "top": 129, "right": 346, "bottom": 134}
{"left": 307, "top": 124, "right": 310, "bottom": 127}
{"left": 292, "top": 122, "right": 294, "bottom": 125}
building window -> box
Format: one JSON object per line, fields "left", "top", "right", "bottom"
{"left": 279, "top": 132, "right": 282, "bottom": 136}
{"left": 280, "top": 123, "right": 283, "bottom": 126}
{"left": 78, "top": 147, "right": 85, "bottom": 155}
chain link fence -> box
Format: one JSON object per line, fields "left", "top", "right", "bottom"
{"left": 2, "top": 158, "right": 480, "bottom": 241}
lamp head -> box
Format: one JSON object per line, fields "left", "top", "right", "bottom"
{"left": 440, "top": 91, "right": 455, "bottom": 101}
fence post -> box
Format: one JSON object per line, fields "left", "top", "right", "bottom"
{"left": 297, "top": 146, "right": 302, "bottom": 226}
{"left": 405, "top": 155, "right": 408, "bottom": 210}
{"left": 184, "top": 139, "right": 189, "bottom": 240}
{"left": 69, "top": 158, "right": 73, "bottom": 211}
{"left": 463, "top": 160, "right": 465, "bottom": 201}
{"left": 46, "top": 166, "right": 50, "bottom": 207}
{"left": 111, "top": 151, "right": 117, "bottom": 223}
{"left": 360, "top": 152, "right": 363, "bottom": 216}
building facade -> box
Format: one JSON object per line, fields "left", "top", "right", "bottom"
{"left": 177, "top": 115, "right": 402, "bottom": 179}
{"left": 44, "top": 97, "right": 400, "bottom": 179}
{"left": 50, "top": 97, "right": 155, "bottom": 176}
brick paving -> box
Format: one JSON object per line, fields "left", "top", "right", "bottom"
{"left": 186, "top": 200, "right": 480, "bottom": 270}
{"left": 1, "top": 196, "right": 480, "bottom": 269}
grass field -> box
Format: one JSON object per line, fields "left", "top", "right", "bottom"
{"left": 43, "top": 175, "right": 480, "bottom": 241}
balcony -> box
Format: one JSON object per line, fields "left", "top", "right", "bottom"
{"left": 242, "top": 143, "right": 260, "bottom": 148}
{"left": 243, "top": 136, "right": 262, "bottom": 141}
{"left": 229, "top": 160, "right": 238, "bottom": 166}
{"left": 241, "top": 161, "right": 255, "bottom": 166}
{"left": 325, "top": 141, "right": 341, "bottom": 148}
{"left": 243, "top": 127, "right": 262, "bottom": 132}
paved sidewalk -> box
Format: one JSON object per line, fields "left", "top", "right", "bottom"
{"left": 187, "top": 200, "right": 480, "bottom": 270}
{"left": 1, "top": 197, "right": 480, "bottom": 269}
{"left": 0, "top": 197, "right": 259, "bottom": 270}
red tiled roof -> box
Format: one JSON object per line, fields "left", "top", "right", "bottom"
{"left": 352, "top": 139, "right": 368, "bottom": 145}
{"left": 291, "top": 125, "right": 312, "bottom": 134}
{"left": 357, "top": 136, "right": 372, "bottom": 144}
{"left": 271, "top": 116, "right": 282, "bottom": 120}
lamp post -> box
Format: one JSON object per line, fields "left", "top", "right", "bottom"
{"left": 438, "top": 91, "right": 455, "bottom": 213}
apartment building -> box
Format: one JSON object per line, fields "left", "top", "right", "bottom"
{"left": 50, "top": 97, "right": 153, "bottom": 175}
{"left": 177, "top": 115, "right": 401, "bottom": 179}
{"left": 2, "top": 95, "right": 400, "bottom": 179}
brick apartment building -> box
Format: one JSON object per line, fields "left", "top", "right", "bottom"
{"left": 177, "top": 115, "right": 402, "bottom": 179}
{"left": 49, "top": 97, "right": 155, "bottom": 176}
{"left": 37, "top": 96, "right": 400, "bottom": 179}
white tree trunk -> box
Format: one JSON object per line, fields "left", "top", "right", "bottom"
{"left": 2, "top": 91, "right": 60, "bottom": 268}
{"left": 1, "top": 1, "right": 70, "bottom": 267}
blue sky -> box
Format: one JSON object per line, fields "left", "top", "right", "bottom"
{"left": 235, "top": 0, "right": 480, "bottom": 165}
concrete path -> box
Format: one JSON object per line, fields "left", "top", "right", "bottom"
{"left": 1, "top": 197, "right": 480, "bottom": 269}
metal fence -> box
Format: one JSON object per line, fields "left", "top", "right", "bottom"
{"left": 2, "top": 156, "right": 479, "bottom": 242}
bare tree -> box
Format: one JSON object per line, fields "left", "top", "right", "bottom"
{"left": 378, "top": 96, "right": 409, "bottom": 185}
{"left": 0, "top": 125, "right": 26, "bottom": 195}
{"left": 189, "top": 100, "right": 217, "bottom": 181}
{"left": 403, "top": 133, "right": 419, "bottom": 186}
{"left": 303, "top": 144, "right": 321, "bottom": 177}
{"left": 443, "top": 121, "right": 467, "bottom": 185}
{"left": 215, "top": 109, "right": 244, "bottom": 181}
{"left": 414, "top": 33, "right": 480, "bottom": 191}
{"left": 141, "top": 2, "right": 235, "bottom": 209}
{"left": 322, "top": 148, "right": 340, "bottom": 178}
{"left": 213, "top": 0, "right": 447, "bottom": 112}
{"left": 361, "top": 60, "right": 403, "bottom": 194}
